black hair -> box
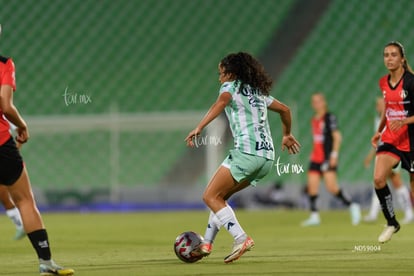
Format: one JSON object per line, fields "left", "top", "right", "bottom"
{"left": 220, "top": 52, "right": 273, "bottom": 96}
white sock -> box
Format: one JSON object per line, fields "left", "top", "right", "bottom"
{"left": 6, "top": 207, "right": 24, "bottom": 230}
{"left": 203, "top": 211, "right": 221, "bottom": 243}
{"left": 395, "top": 185, "right": 413, "bottom": 218}
{"left": 367, "top": 190, "right": 380, "bottom": 219}
{"left": 215, "top": 205, "right": 246, "bottom": 243}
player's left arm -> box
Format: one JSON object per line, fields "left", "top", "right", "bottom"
{"left": 267, "top": 98, "right": 300, "bottom": 154}
{"left": 185, "top": 92, "right": 231, "bottom": 147}
{"left": 330, "top": 129, "right": 342, "bottom": 167}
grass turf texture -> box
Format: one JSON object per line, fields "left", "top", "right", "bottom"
{"left": 1, "top": 210, "right": 413, "bottom": 275}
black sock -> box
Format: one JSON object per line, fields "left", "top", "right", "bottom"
{"left": 309, "top": 195, "right": 318, "bottom": 212}
{"left": 375, "top": 185, "right": 399, "bottom": 227}
{"left": 27, "top": 229, "right": 52, "bottom": 261}
{"left": 336, "top": 189, "right": 351, "bottom": 206}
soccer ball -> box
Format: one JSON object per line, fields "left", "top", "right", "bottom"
{"left": 174, "top": 231, "right": 204, "bottom": 263}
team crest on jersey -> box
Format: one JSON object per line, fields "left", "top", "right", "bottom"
{"left": 400, "top": 89, "right": 408, "bottom": 99}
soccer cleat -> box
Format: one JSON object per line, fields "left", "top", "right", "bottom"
{"left": 190, "top": 242, "right": 212, "bottom": 258}
{"left": 39, "top": 262, "right": 74, "bottom": 276}
{"left": 13, "top": 228, "right": 26, "bottom": 240}
{"left": 378, "top": 224, "right": 400, "bottom": 243}
{"left": 363, "top": 214, "right": 377, "bottom": 223}
{"left": 349, "top": 203, "right": 361, "bottom": 225}
{"left": 224, "top": 236, "right": 254, "bottom": 263}
{"left": 199, "top": 242, "right": 212, "bottom": 256}
{"left": 301, "top": 212, "right": 320, "bottom": 226}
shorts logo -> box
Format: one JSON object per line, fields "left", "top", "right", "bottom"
{"left": 235, "top": 165, "right": 246, "bottom": 172}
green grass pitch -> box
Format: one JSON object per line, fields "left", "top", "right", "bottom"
{"left": 1, "top": 209, "right": 413, "bottom": 275}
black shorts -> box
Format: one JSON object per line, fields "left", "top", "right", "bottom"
{"left": 0, "top": 137, "right": 24, "bottom": 186}
{"left": 309, "top": 161, "right": 337, "bottom": 174}
{"left": 377, "top": 143, "right": 414, "bottom": 173}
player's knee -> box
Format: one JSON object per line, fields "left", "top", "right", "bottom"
{"left": 326, "top": 185, "right": 338, "bottom": 194}
{"left": 373, "top": 175, "right": 386, "bottom": 189}
{"left": 202, "top": 192, "right": 223, "bottom": 209}
{"left": 202, "top": 192, "right": 213, "bottom": 207}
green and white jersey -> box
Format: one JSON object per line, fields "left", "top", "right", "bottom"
{"left": 219, "top": 80, "right": 275, "bottom": 160}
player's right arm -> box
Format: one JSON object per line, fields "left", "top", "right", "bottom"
{"left": 371, "top": 105, "right": 386, "bottom": 148}
{"left": 0, "top": 84, "right": 29, "bottom": 144}
{"left": 185, "top": 92, "right": 231, "bottom": 147}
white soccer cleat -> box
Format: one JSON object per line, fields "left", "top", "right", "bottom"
{"left": 378, "top": 224, "right": 400, "bottom": 243}
{"left": 224, "top": 236, "right": 254, "bottom": 263}
{"left": 349, "top": 203, "right": 361, "bottom": 225}
{"left": 301, "top": 212, "right": 320, "bottom": 226}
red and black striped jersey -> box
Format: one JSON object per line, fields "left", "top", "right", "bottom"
{"left": 379, "top": 71, "right": 414, "bottom": 152}
{"left": 310, "top": 112, "right": 338, "bottom": 163}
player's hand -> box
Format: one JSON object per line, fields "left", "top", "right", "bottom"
{"left": 15, "top": 125, "right": 29, "bottom": 144}
{"left": 363, "top": 156, "right": 371, "bottom": 168}
{"left": 281, "top": 134, "right": 301, "bottom": 154}
{"left": 389, "top": 119, "right": 404, "bottom": 132}
{"left": 371, "top": 132, "right": 381, "bottom": 148}
{"left": 185, "top": 127, "right": 202, "bottom": 148}
{"left": 329, "top": 155, "right": 338, "bottom": 168}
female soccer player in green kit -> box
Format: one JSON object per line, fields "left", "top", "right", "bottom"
{"left": 185, "top": 52, "right": 300, "bottom": 263}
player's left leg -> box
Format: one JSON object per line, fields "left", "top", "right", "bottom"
{"left": 8, "top": 168, "right": 74, "bottom": 275}
{"left": 301, "top": 171, "right": 321, "bottom": 226}
{"left": 374, "top": 154, "right": 400, "bottom": 243}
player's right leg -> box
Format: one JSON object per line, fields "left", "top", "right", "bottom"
{"left": 0, "top": 185, "right": 25, "bottom": 239}
{"left": 301, "top": 170, "right": 321, "bottom": 226}
{"left": 191, "top": 211, "right": 220, "bottom": 258}
{"left": 374, "top": 153, "right": 400, "bottom": 243}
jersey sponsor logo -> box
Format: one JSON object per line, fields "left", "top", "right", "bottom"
{"left": 255, "top": 140, "right": 273, "bottom": 151}
{"left": 385, "top": 108, "right": 408, "bottom": 119}
{"left": 240, "top": 86, "right": 265, "bottom": 107}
